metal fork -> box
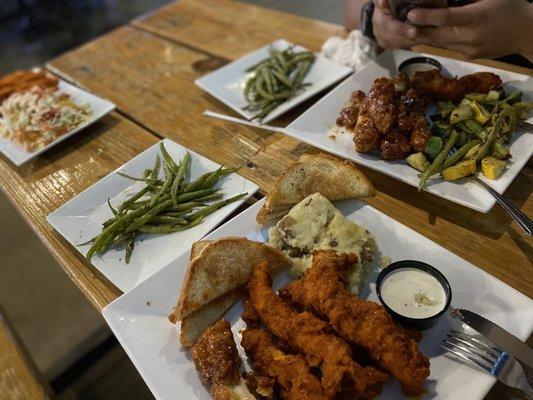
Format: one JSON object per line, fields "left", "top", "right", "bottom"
{"left": 442, "top": 330, "right": 533, "bottom": 398}
{"left": 471, "top": 176, "right": 533, "bottom": 236}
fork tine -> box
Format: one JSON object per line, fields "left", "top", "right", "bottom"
{"left": 444, "top": 335, "right": 499, "bottom": 365}
{"left": 441, "top": 344, "right": 493, "bottom": 374}
{"left": 444, "top": 339, "right": 496, "bottom": 369}
{"left": 449, "top": 330, "right": 502, "bottom": 356}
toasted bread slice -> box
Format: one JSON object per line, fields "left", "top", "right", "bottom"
{"left": 174, "top": 238, "right": 288, "bottom": 320}
{"left": 257, "top": 153, "right": 375, "bottom": 225}
{"left": 190, "top": 240, "right": 213, "bottom": 260}
{"left": 177, "top": 286, "right": 245, "bottom": 347}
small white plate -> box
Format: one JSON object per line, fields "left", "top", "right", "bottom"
{"left": 103, "top": 198, "right": 533, "bottom": 400}
{"left": 0, "top": 78, "right": 115, "bottom": 166}
{"left": 47, "top": 139, "right": 258, "bottom": 292}
{"left": 285, "top": 50, "right": 533, "bottom": 212}
{"left": 195, "top": 39, "right": 353, "bottom": 123}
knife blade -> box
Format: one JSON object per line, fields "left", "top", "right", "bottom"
{"left": 452, "top": 308, "right": 533, "bottom": 369}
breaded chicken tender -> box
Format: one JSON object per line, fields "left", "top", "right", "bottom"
{"left": 281, "top": 250, "right": 430, "bottom": 396}
{"left": 248, "top": 261, "right": 389, "bottom": 399}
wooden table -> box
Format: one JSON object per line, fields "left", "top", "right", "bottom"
{"left": 0, "top": 0, "right": 531, "bottom": 398}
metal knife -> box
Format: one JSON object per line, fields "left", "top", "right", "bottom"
{"left": 452, "top": 308, "right": 533, "bottom": 369}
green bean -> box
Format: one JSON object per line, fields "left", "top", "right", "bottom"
{"left": 285, "top": 52, "right": 315, "bottom": 70}
{"left": 150, "top": 154, "right": 161, "bottom": 180}
{"left": 291, "top": 60, "right": 313, "bottom": 89}
{"left": 107, "top": 198, "right": 118, "bottom": 216}
{"left": 86, "top": 144, "right": 247, "bottom": 262}
{"left": 254, "top": 100, "right": 283, "bottom": 120}
{"left": 439, "top": 139, "right": 480, "bottom": 172}
{"left": 125, "top": 199, "right": 173, "bottom": 233}
{"left": 475, "top": 111, "right": 506, "bottom": 162}
{"left": 159, "top": 142, "right": 179, "bottom": 174}
{"left": 194, "top": 193, "right": 223, "bottom": 203}
{"left": 171, "top": 152, "right": 191, "bottom": 206}
{"left": 260, "top": 67, "right": 274, "bottom": 94}
{"left": 458, "top": 120, "right": 487, "bottom": 140}
{"left": 418, "top": 130, "right": 459, "bottom": 191}
{"left": 175, "top": 188, "right": 219, "bottom": 203}
{"left": 116, "top": 172, "right": 146, "bottom": 182}
{"left": 271, "top": 69, "right": 292, "bottom": 87}
{"left": 168, "top": 201, "right": 204, "bottom": 213}
{"left": 118, "top": 186, "right": 151, "bottom": 213}
{"left": 149, "top": 216, "right": 188, "bottom": 224}
{"left": 86, "top": 203, "right": 151, "bottom": 260}
{"left": 136, "top": 217, "right": 205, "bottom": 234}
{"left": 185, "top": 193, "right": 247, "bottom": 221}
{"left": 201, "top": 167, "right": 223, "bottom": 190}
{"left": 183, "top": 171, "right": 212, "bottom": 193}
{"left": 125, "top": 233, "right": 135, "bottom": 264}
{"left": 150, "top": 165, "right": 173, "bottom": 206}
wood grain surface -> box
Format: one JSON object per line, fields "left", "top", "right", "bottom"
{"left": 133, "top": 0, "right": 344, "bottom": 58}
{"left": 0, "top": 112, "right": 158, "bottom": 309}
{"left": 0, "top": 312, "right": 51, "bottom": 399}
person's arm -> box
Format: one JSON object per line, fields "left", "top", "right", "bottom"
{"left": 407, "top": 0, "right": 533, "bottom": 61}
{"left": 344, "top": 0, "right": 369, "bottom": 30}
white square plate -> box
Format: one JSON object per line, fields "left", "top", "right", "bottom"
{"left": 47, "top": 139, "right": 258, "bottom": 292}
{"left": 0, "top": 78, "right": 115, "bottom": 166}
{"left": 195, "top": 39, "right": 353, "bottom": 123}
{"left": 285, "top": 50, "right": 533, "bottom": 212}
{"left": 103, "top": 198, "right": 533, "bottom": 400}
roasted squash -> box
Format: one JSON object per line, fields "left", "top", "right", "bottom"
{"left": 481, "top": 157, "right": 506, "bottom": 180}
{"left": 441, "top": 159, "right": 477, "bottom": 181}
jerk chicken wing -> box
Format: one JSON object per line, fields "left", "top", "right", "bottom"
{"left": 248, "top": 261, "right": 389, "bottom": 399}
{"left": 280, "top": 251, "right": 430, "bottom": 396}
{"left": 191, "top": 319, "right": 246, "bottom": 400}
{"left": 412, "top": 70, "right": 502, "bottom": 102}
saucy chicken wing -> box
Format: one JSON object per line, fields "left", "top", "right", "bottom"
{"left": 191, "top": 319, "right": 242, "bottom": 400}
{"left": 412, "top": 70, "right": 502, "bottom": 102}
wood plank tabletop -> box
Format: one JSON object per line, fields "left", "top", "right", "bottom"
{"left": 0, "top": 112, "right": 159, "bottom": 309}
{"left": 47, "top": 5, "right": 532, "bottom": 299}
{"left": 133, "top": 0, "right": 344, "bottom": 60}
{"left": 0, "top": 1, "right": 530, "bottom": 398}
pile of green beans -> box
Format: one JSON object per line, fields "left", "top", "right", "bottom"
{"left": 84, "top": 143, "right": 247, "bottom": 264}
{"left": 243, "top": 46, "right": 316, "bottom": 121}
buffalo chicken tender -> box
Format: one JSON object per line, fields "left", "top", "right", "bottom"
{"left": 268, "top": 193, "right": 376, "bottom": 294}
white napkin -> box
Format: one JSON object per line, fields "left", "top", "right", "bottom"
{"left": 321, "top": 30, "right": 378, "bottom": 72}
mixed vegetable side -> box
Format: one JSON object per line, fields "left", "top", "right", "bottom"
{"left": 406, "top": 89, "right": 533, "bottom": 190}
{"left": 82, "top": 143, "right": 247, "bottom": 263}
{"left": 243, "top": 46, "right": 315, "bottom": 121}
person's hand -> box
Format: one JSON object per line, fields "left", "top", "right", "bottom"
{"left": 407, "top": 0, "right": 533, "bottom": 60}
{"left": 372, "top": 0, "right": 417, "bottom": 49}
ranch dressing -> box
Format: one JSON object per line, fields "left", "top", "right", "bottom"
{"left": 380, "top": 268, "right": 446, "bottom": 319}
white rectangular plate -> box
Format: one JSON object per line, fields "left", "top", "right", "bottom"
{"left": 103, "top": 198, "right": 533, "bottom": 400}
{"left": 285, "top": 50, "right": 533, "bottom": 212}
{"left": 0, "top": 78, "right": 115, "bottom": 166}
{"left": 47, "top": 139, "right": 258, "bottom": 292}
{"left": 195, "top": 38, "right": 353, "bottom": 123}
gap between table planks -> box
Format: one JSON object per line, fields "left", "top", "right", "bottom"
{"left": 46, "top": 18, "right": 532, "bottom": 298}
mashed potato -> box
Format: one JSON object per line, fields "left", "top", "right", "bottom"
{"left": 268, "top": 193, "right": 377, "bottom": 295}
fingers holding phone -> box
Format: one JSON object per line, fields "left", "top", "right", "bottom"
{"left": 372, "top": 0, "right": 417, "bottom": 49}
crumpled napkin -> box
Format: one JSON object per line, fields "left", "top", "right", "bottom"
{"left": 321, "top": 30, "right": 378, "bottom": 72}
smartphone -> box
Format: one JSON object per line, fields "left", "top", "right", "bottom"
{"left": 390, "top": 0, "right": 473, "bottom": 21}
